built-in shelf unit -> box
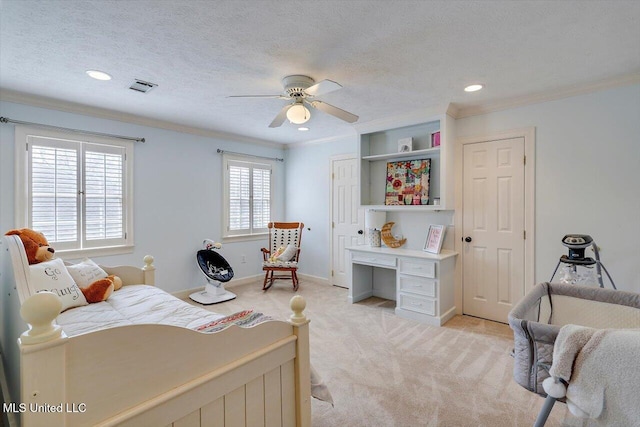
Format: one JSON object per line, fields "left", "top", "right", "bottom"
{"left": 358, "top": 114, "right": 454, "bottom": 211}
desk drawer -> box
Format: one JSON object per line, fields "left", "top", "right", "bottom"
{"left": 399, "top": 259, "right": 436, "bottom": 278}
{"left": 398, "top": 293, "right": 436, "bottom": 316}
{"left": 351, "top": 253, "right": 396, "bottom": 268}
{"left": 398, "top": 275, "right": 437, "bottom": 298}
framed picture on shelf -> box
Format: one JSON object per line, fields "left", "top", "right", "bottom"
{"left": 397, "top": 137, "right": 413, "bottom": 153}
{"left": 430, "top": 131, "right": 441, "bottom": 147}
{"left": 385, "top": 159, "right": 430, "bottom": 205}
{"left": 423, "top": 224, "right": 445, "bottom": 253}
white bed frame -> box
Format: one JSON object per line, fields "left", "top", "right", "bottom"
{"left": 2, "top": 235, "right": 311, "bottom": 427}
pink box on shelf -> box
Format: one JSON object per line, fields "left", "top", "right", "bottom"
{"left": 431, "top": 131, "right": 441, "bottom": 147}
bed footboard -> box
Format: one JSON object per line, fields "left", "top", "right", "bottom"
{"left": 17, "top": 293, "right": 311, "bottom": 427}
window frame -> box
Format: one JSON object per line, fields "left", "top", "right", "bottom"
{"left": 222, "top": 153, "right": 273, "bottom": 241}
{"left": 15, "top": 125, "right": 134, "bottom": 258}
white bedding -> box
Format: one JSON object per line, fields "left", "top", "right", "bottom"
{"left": 56, "top": 285, "right": 226, "bottom": 336}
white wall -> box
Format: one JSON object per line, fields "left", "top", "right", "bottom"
{"left": 284, "top": 135, "right": 458, "bottom": 280}
{"left": 284, "top": 137, "right": 356, "bottom": 280}
{"left": 0, "top": 100, "right": 286, "bottom": 295}
{"left": 2, "top": 83, "right": 638, "bottom": 295}
{"left": 456, "top": 84, "right": 640, "bottom": 292}
{"left": 286, "top": 84, "right": 640, "bottom": 294}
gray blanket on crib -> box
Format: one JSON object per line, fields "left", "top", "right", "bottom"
{"left": 549, "top": 324, "right": 640, "bottom": 425}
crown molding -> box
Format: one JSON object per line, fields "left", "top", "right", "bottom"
{"left": 455, "top": 73, "right": 640, "bottom": 119}
{"left": 286, "top": 129, "right": 358, "bottom": 149}
{"left": 0, "top": 89, "right": 284, "bottom": 149}
{"left": 353, "top": 104, "right": 451, "bottom": 135}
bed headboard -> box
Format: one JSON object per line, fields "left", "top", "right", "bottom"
{"left": 4, "top": 234, "right": 32, "bottom": 304}
{"left": 3, "top": 235, "right": 155, "bottom": 305}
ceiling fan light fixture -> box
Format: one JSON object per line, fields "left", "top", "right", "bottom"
{"left": 464, "top": 84, "right": 484, "bottom": 92}
{"left": 286, "top": 103, "right": 311, "bottom": 124}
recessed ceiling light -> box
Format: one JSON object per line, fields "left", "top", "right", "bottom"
{"left": 86, "top": 70, "right": 112, "bottom": 81}
{"left": 298, "top": 127, "right": 310, "bottom": 131}
{"left": 464, "top": 84, "right": 484, "bottom": 92}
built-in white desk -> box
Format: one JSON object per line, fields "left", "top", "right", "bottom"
{"left": 346, "top": 246, "right": 458, "bottom": 326}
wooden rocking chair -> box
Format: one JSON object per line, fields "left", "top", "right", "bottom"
{"left": 261, "top": 222, "right": 304, "bottom": 291}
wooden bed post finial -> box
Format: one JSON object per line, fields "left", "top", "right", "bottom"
{"left": 289, "top": 295, "right": 308, "bottom": 325}
{"left": 143, "top": 255, "right": 155, "bottom": 285}
{"left": 143, "top": 255, "right": 154, "bottom": 269}
{"left": 19, "top": 291, "right": 63, "bottom": 344}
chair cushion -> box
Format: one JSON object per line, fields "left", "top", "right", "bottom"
{"left": 263, "top": 260, "right": 298, "bottom": 268}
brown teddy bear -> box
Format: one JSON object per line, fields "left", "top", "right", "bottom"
{"left": 5, "top": 228, "right": 122, "bottom": 304}
{"left": 5, "top": 228, "right": 55, "bottom": 264}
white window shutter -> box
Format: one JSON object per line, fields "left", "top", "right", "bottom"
{"left": 18, "top": 126, "right": 133, "bottom": 254}
{"left": 29, "top": 139, "right": 80, "bottom": 250}
{"left": 224, "top": 156, "right": 273, "bottom": 237}
{"left": 228, "top": 164, "right": 251, "bottom": 232}
{"left": 83, "top": 144, "right": 126, "bottom": 247}
{"left": 252, "top": 166, "right": 270, "bottom": 231}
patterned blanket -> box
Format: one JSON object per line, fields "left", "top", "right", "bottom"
{"left": 194, "top": 309, "right": 272, "bottom": 333}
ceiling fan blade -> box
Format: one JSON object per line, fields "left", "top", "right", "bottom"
{"left": 309, "top": 100, "right": 358, "bottom": 123}
{"left": 228, "top": 95, "right": 289, "bottom": 99}
{"left": 269, "top": 104, "right": 293, "bottom": 128}
{"left": 304, "top": 79, "right": 342, "bottom": 97}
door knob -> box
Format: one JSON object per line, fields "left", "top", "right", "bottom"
{"left": 464, "top": 236, "right": 472, "bottom": 242}
{"left": 357, "top": 230, "right": 364, "bottom": 235}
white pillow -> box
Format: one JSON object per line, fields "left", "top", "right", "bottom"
{"left": 29, "top": 258, "right": 88, "bottom": 311}
{"left": 66, "top": 258, "right": 108, "bottom": 288}
{"left": 276, "top": 244, "right": 297, "bottom": 262}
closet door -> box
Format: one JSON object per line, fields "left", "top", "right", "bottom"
{"left": 462, "top": 137, "right": 525, "bottom": 323}
{"left": 331, "top": 156, "right": 363, "bottom": 288}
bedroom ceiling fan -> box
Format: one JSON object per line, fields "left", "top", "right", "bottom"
{"left": 229, "top": 75, "right": 359, "bottom": 128}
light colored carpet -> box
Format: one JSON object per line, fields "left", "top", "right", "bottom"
{"left": 187, "top": 277, "right": 584, "bottom": 427}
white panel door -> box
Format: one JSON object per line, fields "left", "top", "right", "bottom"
{"left": 331, "top": 157, "right": 363, "bottom": 288}
{"left": 462, "top": 138, "right": 525, "bottom": 323}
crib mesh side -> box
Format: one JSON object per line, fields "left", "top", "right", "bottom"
{"left": 527, "top": 321, "right": 560, "bottom": 395}
{"left": 508, "top": 282, "right": 557, "bottom": 395}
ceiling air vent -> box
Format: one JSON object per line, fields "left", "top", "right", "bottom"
{"left": 129, "top": 79, "right": 157, "bottom": 93}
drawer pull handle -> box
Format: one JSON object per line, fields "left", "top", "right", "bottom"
{"left": 410, "top": 302, "right": 422, "bottom": 306}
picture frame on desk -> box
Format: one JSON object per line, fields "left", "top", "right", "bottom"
{"left": 423, "top": 224, "right": 445, "bottom": 254}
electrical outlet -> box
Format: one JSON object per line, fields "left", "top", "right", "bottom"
{"left": 241, "top": 255, "right": 246, "bottom": 263}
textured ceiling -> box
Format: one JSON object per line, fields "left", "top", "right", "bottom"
{"left": 1, "top": 0, "right": 639, "bottom": 145}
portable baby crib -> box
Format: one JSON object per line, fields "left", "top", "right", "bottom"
{"left": 508, "top": 282, "right": 640, "bottom": 425}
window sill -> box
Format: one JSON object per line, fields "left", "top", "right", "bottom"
{"left": 56, "top": 245, "right": 135, "bottom": 261}
{"left": 222, "top": 234, "right": 267, "bottom": 243}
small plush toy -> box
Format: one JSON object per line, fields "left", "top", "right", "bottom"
{"left": 4, "top": 228, "right": 55, "bottom": 264}
{"left": 268, "top": 246, "right": 286, "bottom": 262}
{"left": 80, "top": 274, "right": 123, "bottom": 303}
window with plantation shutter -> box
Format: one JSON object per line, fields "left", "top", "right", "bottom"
{"left": 223, "top": 155, "right": 272, "bottom": 238}
{"left": 15, "top": 126, "right": 133, "bottom": 256}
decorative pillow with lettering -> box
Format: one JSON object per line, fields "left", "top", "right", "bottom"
{"left": 29, "top": 258, "right": 88, "bottom": 311}
{"left": 66, "top": 258, "right": 108, "bottom": 288}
